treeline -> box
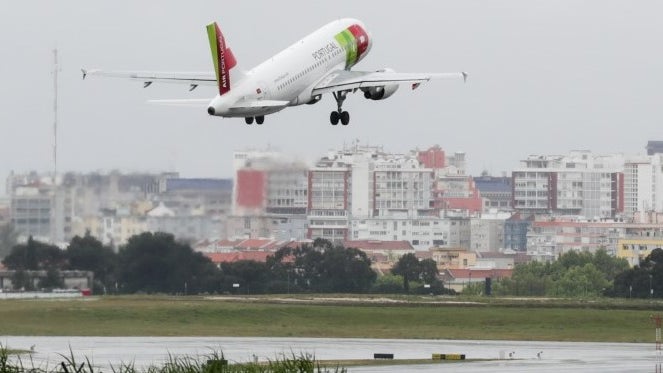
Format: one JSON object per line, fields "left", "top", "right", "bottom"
{"left": 484, "top": 249, "right": 635, "bottom": 297}
{"left": 2, "top": 233, "right": 423, "bottom": 295}
{"left": 4, "top": 229, "right": 660, "bottom": 298}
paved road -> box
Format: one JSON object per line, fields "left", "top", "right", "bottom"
{"left": 3, "top": 336, "right": 660, "bottom": 372}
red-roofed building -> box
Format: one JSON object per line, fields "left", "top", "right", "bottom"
{"left": 236, "top": 238, "right": 276, "bottom": 250}
{"left": 195, "top": 238, "right": 311, "bottom": 254}
{"left": 344, "top": 240, "right": 415, "bottom": 262}
{"left": 194, "top": 239, "right": 242, "bottom": 253}
{"left": 429, "top": 247, "right": 477, "bottom": 269}
{"left": 441, "top": 268, "right": 513, "bottom": 293}
{"left": 417, "top": 145, "right": 446, "bottom": 170}
{"left": 205, "top": 251, "right": 273, "bottom": 266}
{"left": 434, "top": 176, "right": 483, "bottom": 214}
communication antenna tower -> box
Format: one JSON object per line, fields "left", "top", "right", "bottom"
{"left": 52, "top": 48, "right": 60, "bottom": 183}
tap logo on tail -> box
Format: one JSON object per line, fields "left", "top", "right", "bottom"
{"left": 206, "top": 22, "right": 237, "bottom": 95}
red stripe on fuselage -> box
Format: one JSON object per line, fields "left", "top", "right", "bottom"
{"left": 348, "top": 24, "right": 369, "bottom": 61}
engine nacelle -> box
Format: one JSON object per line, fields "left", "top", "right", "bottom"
{"left": 306, "top": 94, "right": 321, "bottom": 105}
{"left": 363, "top": 85, "right": 399, "bottom": 100}
{"left": 361, "top": 68, "right": 399, "bottom": 100}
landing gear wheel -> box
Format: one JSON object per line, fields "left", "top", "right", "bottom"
{"left": 330, "top": 90, "right": 350, "bottom": 126}
{"left": 245, "top": 117, "right": 254, "bottom": 125}
{"left": 255, "top": 116, "right": 264, "bottom": 125}
{"left": 330, "top": 111, "right": 340, "bottom": 125}
{"left": 340, "top": 111, "right": 350, "bottom": 125}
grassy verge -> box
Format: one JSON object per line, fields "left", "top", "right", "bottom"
{"left": 0, "top": 295, "right": 660, "bottom": 342}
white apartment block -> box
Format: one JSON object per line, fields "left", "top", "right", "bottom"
{"left": 350, "top": 217, "right": 449, "bottom": 250}
{"left": 526, "top": 218, "right": 663, "bottom": 257}
{"left": 314, "top": 144, "right": 435, "bottom": 219}
{"left": 308, "top": 167, "right": 350, "bottom": 243}
{"left": 470, "top": 213, "right": 509, "bottom": 252}
{"left": 232, "top": 150, "right": 309, "bottom": 216}
{"left": 8, "top": 174, "right": 74, "bottom": 245}
{"left": 623, "top": 154, "right": 663, "bottom": 214}
{"left": 373, "top": 159, "right": 435, "bottom": 218}
{"left": 512, "top": 151, "right": 624, "bottom": 218}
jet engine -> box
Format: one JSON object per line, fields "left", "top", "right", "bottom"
{"left": 361, "top": 68, "right": 399, "bottom": 100}
{"left": 306, "top": 94, "right": 322, "bottom": 105}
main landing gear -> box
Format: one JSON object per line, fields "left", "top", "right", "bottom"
{"left": 330, "top": 91, "right": 350, "bottom": 126}
{"left": 244, "top": 116, "right": 264, "bottom": 125}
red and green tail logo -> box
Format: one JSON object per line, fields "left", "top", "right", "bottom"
{"left": 206, "top": 22, "right": 237, "bottom": 96}
{"left": 334, "top": 24, "right": 370, "bottom": 69}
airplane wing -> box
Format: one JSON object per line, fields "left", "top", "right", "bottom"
{"left": 81, "top": 69, "right": 216, "bottom": 91}
{"left": 312, "top": 70, "right": 467, "bottom": 96}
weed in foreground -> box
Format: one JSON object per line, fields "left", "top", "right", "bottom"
{"left": 0, "top": 345, "right": 345, "bottom": 373}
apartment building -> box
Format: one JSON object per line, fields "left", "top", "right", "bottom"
{"left": 617, "top": 237, "right": 663, "bottom": 267}
{"left": 512, "top": 151, "right": 624, "bottom": 218}
{"left": 470, "top": 212, "right": 509, "bottom": 252}
{"left": 8, "top": 172, "right": 231, "bottom": 246}
{"left": 623, "top": 154, "right": 663, "bottom": 215}
{"left": 308, "top": 165, "right": 350, "bottom": 243}
{"left": 474, "top": 175, "right": 513, "bottom": 212}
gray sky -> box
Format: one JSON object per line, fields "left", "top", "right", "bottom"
{"left": 2, "top": 1, "right": 662, "bottom": 195}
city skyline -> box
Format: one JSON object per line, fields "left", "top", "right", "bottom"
{"left": 2, "top": 1, "right": 662, "bottom": 196}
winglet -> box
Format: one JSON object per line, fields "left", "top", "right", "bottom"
{"left": 462, "top": 72, "right": 468, "bottom": 83}
{"left": 81, "top": 68, "right": 87, "bottom": 80}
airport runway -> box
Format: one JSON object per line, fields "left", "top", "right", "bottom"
{"left": 2, "top": 336, "right": 660, "bottom": 372}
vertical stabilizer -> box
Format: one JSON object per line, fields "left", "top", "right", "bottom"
{"left": 206, "top": 22, "right": 237, "bottom": 96}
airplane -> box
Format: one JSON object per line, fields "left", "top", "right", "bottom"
{"left": 82, "top": 18, "right": 467, "bottom": 126}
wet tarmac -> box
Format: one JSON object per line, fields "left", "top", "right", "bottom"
{"left": 2, "top": 336, "right": 660, "bottom": 372}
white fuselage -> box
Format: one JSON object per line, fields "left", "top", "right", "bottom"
{"left": 208, "top": 18, "right": 372, "bottom": 117}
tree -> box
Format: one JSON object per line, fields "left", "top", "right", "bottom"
{"left": 3, "top": 237, "right": 66, "bottom": 271}
{"left": 419, "top": 259, "right": 439, "bottom": 284}
{"left": 611, "top": 248, "right": 663, "bottom": 298}
{"left": 500, "top": 260, "right": 553, "bottom": 296}
{"left": 117, "top": 232, "right": 219, "bottom": 294}
{"left": 38, "top": 267, "right": 64, "bottom": 290}
{"left": 265, "top": 247, "right": 297, "bottom": 292}
{"left": 391, "top": 253, "right": 422, "bottom": 292}
{"left": 266, "top": 241, "right": 377, "bottom": 293}
{"left": 66, "top": 231, "right": 118, "bottom": 293}
{"left": 552, "top": 263, "right": 608, "bottom": 297}
{"left": 0, "top": 224, "right": 18, "bottom": 259}
{"left": 11, "top": 270, "right": 34, "bottom": 291}
{"left": 371, "top": 274, "right": 404, "bottom": 293}
{"left": 592, "top": 248, "right": 629, "bottom": 281}
{"left": 220, "top": 260, "right": 269, "bottom": 294}
{"left": 315, "top": 246, "right": 376, "bottom": 292}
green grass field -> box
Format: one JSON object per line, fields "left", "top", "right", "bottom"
{"left": 0, "top": 295, "right": 661, "bottom": 343}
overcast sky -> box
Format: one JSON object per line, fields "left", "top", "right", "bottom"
{"left": 2, "top": 1, "right": 662, "bottom": 195}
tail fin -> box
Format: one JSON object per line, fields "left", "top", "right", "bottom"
{"left": 206, "top": 22, "right": 238, "bottom": 96}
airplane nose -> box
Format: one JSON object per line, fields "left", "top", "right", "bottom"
{"left": 207, "top": 106, "right": 215, "bottom": 115}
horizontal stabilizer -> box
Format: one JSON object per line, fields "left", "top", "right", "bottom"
{"left": 229, "top": 100, "right": 290, "bottom": 110}
{"left": 81, "top": 68, "right": 216, "bottom": 87}
{"left": 147, "top": 99, "right": 211, "bottom": 107}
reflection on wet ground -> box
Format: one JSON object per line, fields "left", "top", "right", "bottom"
{"left": 2, "top": 336, "right": 660, "bottom": 372}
